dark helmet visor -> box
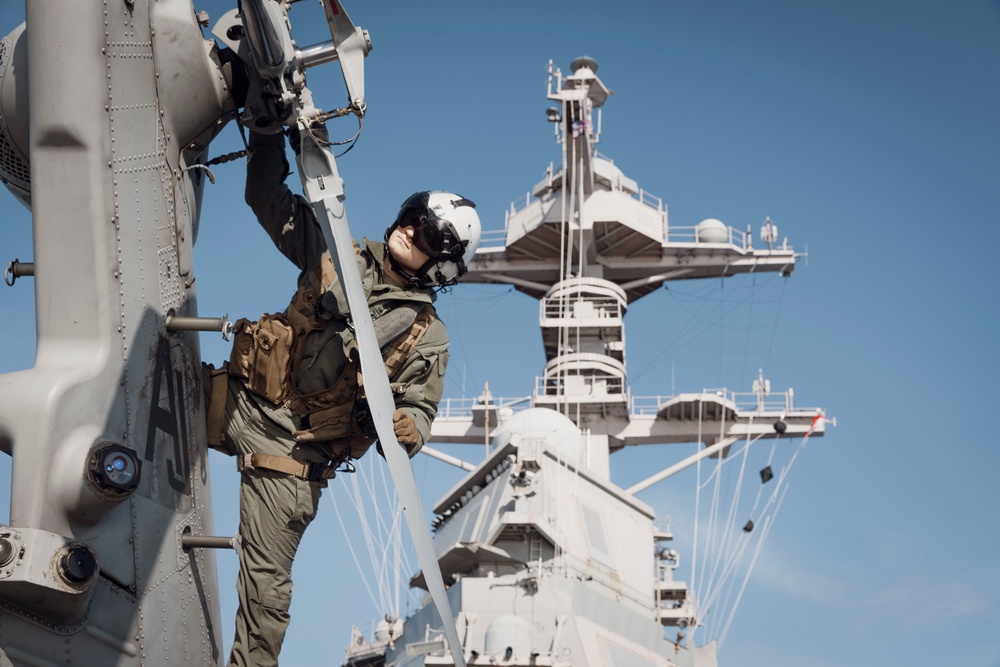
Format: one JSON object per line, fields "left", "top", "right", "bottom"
{"left": 397, "top": 206, "right": 461, "bottom": 259}
{"left": 392, "top": 192, "right": 474, "bottom": 269}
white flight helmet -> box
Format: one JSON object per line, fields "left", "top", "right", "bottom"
{"left": 385, "top": 191, "right": 482, "bottom": 289}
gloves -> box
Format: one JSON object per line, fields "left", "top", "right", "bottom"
{"left": 286, "top": 125, "right": 301, "bottom": 155}
{"left": 392, "top": 409, "right": 421, "bottom": 451}
{"left": 287, "top": 123, "right": 330, "bottom": 156}
{"left": 314, "top": 291, "right": 336, "bottom": 321}
{"left": 314, "top": 252, "right": 369, "bottom": 322}
{"left": 219, "top": 49, "right": 250, "bottom": 109}
{"left": 373, "top": 410, "right": 422, "bottom": 459}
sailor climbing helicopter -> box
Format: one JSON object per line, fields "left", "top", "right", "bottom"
{"left": 0, "top": 1, "right": 469, "bottom": 665}
{"left": 208, "top": 127, "right": 482, "bottom": 662}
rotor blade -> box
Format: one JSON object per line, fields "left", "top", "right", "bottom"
{"left": 295, "top": 132, "right": 466, "bottom": 667}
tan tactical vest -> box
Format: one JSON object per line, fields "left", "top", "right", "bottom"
{"left": 228, "top": 253, "right": 435, "bottom": 452}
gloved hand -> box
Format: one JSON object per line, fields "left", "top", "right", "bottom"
{"left": 314, "top": 291, "right": 336, "bottom": 321}
{"left": 287, "top": 122, "right": 331, "bottom": 156}
{"left": 314, "top": 252, "right": 367, "bottom": 322}
{"left": 392, "top": 409, "right": 420, "bottom": 450}
{"left": 219, "top": 49, "right": 251, "bottom": 109}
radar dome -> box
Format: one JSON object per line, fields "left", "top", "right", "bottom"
{"left": 374, "top": 617, "right": 402, "bottom": 642}
{"left": 696, "top": 218, "right": 729, "bottom": 244}
{"left": 491, "top": 408, "right": 584, "bottom": 465}
{"left": 484, "top": 614, "right": 533, "bottom": 660}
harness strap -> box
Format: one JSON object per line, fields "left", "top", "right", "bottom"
{"left": 382, "top": 305, "right": 436, "bottom": 379}
{"left": 236, "top": 453, "right": 337, "bottom": 483}
{"left": 373, "top": 302, "right": 423, "bottom": 349}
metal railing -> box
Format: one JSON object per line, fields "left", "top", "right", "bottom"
{"left": 535, "top": 374, "right": 627, "bottom": 398}
{"left": 630, "top": 388, "right": 807, "bottom": 416}
{"left": 502, "top": 154, "right": 667, "bottom": 219}
{"left": 636, "top": 187, "right": 664, "bottom": 212}
{"left": 478, "top": 227, "right": 507, "bottom": 248}
{"left": 490, "top": 155, "right": 799, "bottom": 259}
{"left": 664, "top": 225, "right": 751, "bottom": 251}
{"left": 481, "top": 219, "right": 784, "bottom": 256}
{"left": 434, "top": 395, "right": 533, "bottom": 420}
{"left": 540, "top": 295, "right": 623, "bottom": 321}
{"left": 435, "top": 387, "right": 819, "bottom": 421}
{"left": 509, "top": 191, "right": 534, "bottom": 216}
{"left": 505, "top": 186, "right": 665, "bottom": 216}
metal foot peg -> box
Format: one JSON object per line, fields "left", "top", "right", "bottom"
{"left": 4, "top": 259, "right": 33, "bottom": 286}
{"left": 181, "top": 535, "right": 235, "bottom": 550}
{"left": 165, "top": 313, "right": 234, "bottom": 341}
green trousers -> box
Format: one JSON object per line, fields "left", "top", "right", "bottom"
{"left": 211, "top": 370, "right": 330, "bottom": 667}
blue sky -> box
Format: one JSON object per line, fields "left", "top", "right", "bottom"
{"left": 1, "top": 1, "right": 999, "bottom": 665}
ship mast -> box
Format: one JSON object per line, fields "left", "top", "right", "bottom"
{"left": 454, "top": 58, "right": 818, "bottom": 479}
{"left": 420, "top": 58, "right": 828, "bottom": 642}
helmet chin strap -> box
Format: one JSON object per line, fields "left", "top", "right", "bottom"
{"left": 384, "top": 222, "right": 466, "bottom": 289}
{"left": 386, "top": 242, "right": 432, "bottom": 288}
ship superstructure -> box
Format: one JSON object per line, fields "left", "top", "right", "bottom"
{"left": 343, "top": 57, "right": 826, "bottom": 667}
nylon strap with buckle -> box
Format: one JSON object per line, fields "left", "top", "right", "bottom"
{"left": 236, "top": 453, "right": 336, "bottom": 482}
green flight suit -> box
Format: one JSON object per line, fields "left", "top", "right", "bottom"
{"left": 212, "top": 130, "right": 449, "bottom": 667}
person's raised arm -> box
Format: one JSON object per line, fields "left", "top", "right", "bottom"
{"left": 245, "top": 130, "right": 327, "bottom": 271}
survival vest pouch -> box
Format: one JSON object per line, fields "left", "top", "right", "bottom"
{"left": 229, "top": 313, "right": 296, "bottom": 405}
{"left": 204, "top": 364, "right": 231, "bottom": 453}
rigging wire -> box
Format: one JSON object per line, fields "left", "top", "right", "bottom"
{"left": 329, "top": 474, "right": 390, "bottom": 614}
{"left": 673, "top": 256, "right": 794, "bottom": 642}
{"left": 695, "top": 432, "right": 809, "bottom": 642}
{"left": 717, "top": 483, "right": 791, "bottom": 650}
{"left": 549, "top": 94, "right": 576, "bottom": 417}
{"left": 703, "top": 357, "right": 733, "bottom": 609}
{"left": 439, "top": 285, "right": 517, "bottom": 396}
{"left": 717, "top": 277, "right": 725, "bottom": 387}
{"left": 556, "top": 92, "right": 569, "bottom": 417}
{"left": 700, "top": 452, "right": 771, "bottom": 622}
{"left": 701, "top": 434, "right": 725, "bottom": 611}
{"left": 698, "top": 404, "right": 736, "bottom": 621}
{"left": 329, "top": 452, "right": 424, "bottom": 620}
{"left": 690, "top": 402, "right": 704, "bottom": 638}
{"left": 632, "top": 276, "right": 779, "bottom": 384}
{"left": 739, "top": 274, "right": 758, "bottom": 391}
{"left": 762, "top": 278, "right": 789, "bottom": 373}
{"left": 350, "top": 464, "right": 397, "bottom": 612}
{"left": 685, "top": 271, "right": 806, "bottom": 642}
{"left": 680, "top": 264, "right": 776, "bottom": 643}
{"left": 704, "top": 426, "right": 753, "bottom": 608}
{"left": 368, "top": 455, "right": 402, "bottom": 610}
